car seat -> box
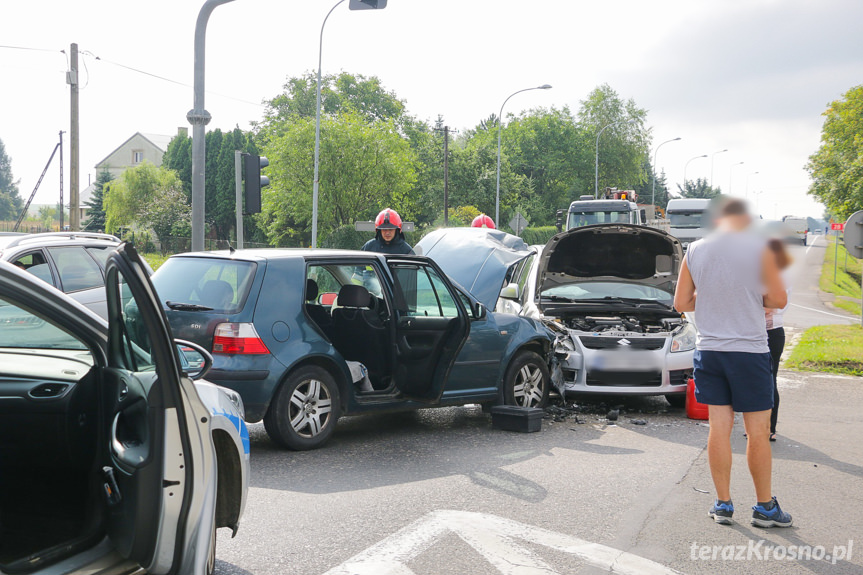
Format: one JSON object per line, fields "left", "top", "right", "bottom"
{"left": 305, "top": 279, "right": 333, "bottom": 337}
{"left": 331, "top": 285, "right": 389, "bottom": 387}
{"left": 200, "top": 279, "right": 234, "bottom": 310}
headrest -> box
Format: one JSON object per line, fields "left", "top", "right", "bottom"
{"left": 338, "top": 284, "right": 372, "bottom": 308}
{"left": 305, "top": 279, "right": 319, "bottom": 302}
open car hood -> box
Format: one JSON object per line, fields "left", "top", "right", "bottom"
{"left": 538, "top": 224, "right": 683, "bottom": 297}
{"left": 416, "top": 228, "right": 532, "bottom": 309}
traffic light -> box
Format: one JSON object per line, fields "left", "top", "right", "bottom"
{"left": 349, "top": 0, "right": 387, "bottom": 9}
{"left": 243, "top": 154, "right": 269, "bottom": 214}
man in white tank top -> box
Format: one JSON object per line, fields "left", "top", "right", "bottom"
{"left": 674, "top": 198, "right": 792, "bottom": 528}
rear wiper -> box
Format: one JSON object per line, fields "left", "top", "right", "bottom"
{"left": 166, "top": 301, "right": 213, "bottom": 311}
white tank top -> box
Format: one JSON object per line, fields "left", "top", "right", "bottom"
{"left": 686, "top": 230, "right": 769, "bottom": 353}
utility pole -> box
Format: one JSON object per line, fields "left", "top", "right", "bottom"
{"left": 59, "top": 131, "right": 64, "bottom": 231}
{"left": 68, "top": 43, "right": 80, "bottom": 231}
{"left": 435, "top": 125, "right": 456, "bottom": 226}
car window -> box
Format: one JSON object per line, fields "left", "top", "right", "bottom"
{"left": 47, "top": 246, "right": 104, "bottom": 292}
{"left": 517, "top": 254, "right": 535, "bottom": 302}
{"left": 12, "top": 250, "right": 57, "bottom": 287}
{"left": 115, "top": 275, "right": 155, "bottom": 372}
{"left": 308, "top": 263, "right": 386, "bottom": 301}
{"left": 152, "top": 257, "right": 257, "bottom": 313}
{"left": 392, "top": 264, "right": 459, "bottom": 318}
{"left": 0, "top": 295, "right": 89, "bottom": 351}
{"left": 85, "top": 246, "right": 112, "bottom": 268}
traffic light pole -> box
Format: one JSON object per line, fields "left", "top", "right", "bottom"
{"left": 189, "top": 0, "right": 234, "bottom": 252}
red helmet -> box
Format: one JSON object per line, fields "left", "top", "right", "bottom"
{"left": 471, "top": 214, "right": 496, "bottom": 229}
{"left": 375, "top": 208, "right": 402, "bottom": 230}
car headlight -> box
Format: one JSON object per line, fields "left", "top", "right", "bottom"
{"left": 671, "top": 322, "right": 697, "bottom": 353}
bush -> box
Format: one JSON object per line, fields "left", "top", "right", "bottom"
{"left": 519, "top": 226, "right": 558, "bottom": 246}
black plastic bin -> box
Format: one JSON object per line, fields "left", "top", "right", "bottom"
{"left": 490, "top": 405, "right": 544, "bottom": 433}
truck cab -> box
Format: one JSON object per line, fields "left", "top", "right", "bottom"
{"left": 665, "top": 198, "right": 711, "bottom": 249}
{"left": 558, "top": 190, "right": 645, "bottom": 231}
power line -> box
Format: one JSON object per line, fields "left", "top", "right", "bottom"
{"left": 0, "top": 44, "right": 61, "bottom": 53}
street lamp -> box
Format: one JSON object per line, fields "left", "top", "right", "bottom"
{"left": 595, "top": 119, "right": 637, "bottom": 198}
{"left": 495, "top": 84, "right": 552, "bottom": 224}
{"left": 745, "top": 171, "right": 759, "bottom": 199}
{"left": 709, "top": 148, "right": 728, "bottom": 187}
{"left": 728, "top": 161, "right": 744, "bottom": 195}
{"left": 311, "top": 0, "right": 386, "bottom": 248}
{"left": 189, "top": 0, "right": 235, "bottom": 252}
{"left": 683, "top": 154, "right": 708, "bottom": 191}
{"left": 651, "top": 137, "right": 681, "bottom": 206}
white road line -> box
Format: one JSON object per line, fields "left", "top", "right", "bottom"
{"left": 806, "top": 234, "right": 819, "bottom": 254}
{"left": 323, "top": 509, "right": 683, "bottom": 575}
{"left": 790, "top": 302, "right": 856, "bottom": 320}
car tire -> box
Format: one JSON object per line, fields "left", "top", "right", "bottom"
{"left": 665, "top": 394, "right": 686, "bottom": 408}
{"left": 264, "top": 366, "right": 341, "bottom": 450}
{"left": 503, "top": 351, "right": 550, "bottom": 408}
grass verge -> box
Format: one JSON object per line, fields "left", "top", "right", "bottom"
{"left": 819, "top": 235, "right": 862, "bottom": 316}
{"left": 785, "top": 324, "right": 863, "bottom": 376}
{"left": 142, "top": 253, "right": 170, "bottom": 271}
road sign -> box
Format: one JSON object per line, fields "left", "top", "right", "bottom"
{"left": 509, "top": 212, "right": 529, "bottom": 236}
{"left": 831, "top": 222, "right": 845, "bottom": 231}
{"left": 844, "top": 211, "right": 863, "bottom": 259}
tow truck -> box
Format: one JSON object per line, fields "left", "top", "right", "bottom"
{"left": 556, "top": 188, "right": 667, "bottom": 231}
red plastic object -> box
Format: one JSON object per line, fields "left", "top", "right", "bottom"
{"left": 320, "top": 292, "right": 338, "bottom": 306}
{"left": 686, "top": 378, "right": 709, "bottom": 420}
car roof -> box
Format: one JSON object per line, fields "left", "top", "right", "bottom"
{"left": 168, "top": 248, "right": 383, "bottom": 262}
{"left": 0, "top": 232, "right": 122, "bottom": 251}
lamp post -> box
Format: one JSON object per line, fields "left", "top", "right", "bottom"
{"left": 745, "top": 171, "right": 759, "bottom": 199}
{"left": 595, "top": 119, "right": 636, "bottom": 198}
{"left": 651, "top": 137, "right": 681, "bottom": 206}
{"left": 495, "top": 84, "right": 552, "bottom": 225}
{"left": 683, "top": 154, "right": 708, "bottom": 191}
{"left": 728, "top": 161, "right": 744, "bottom": 195}
{"left": 188, "top": 0, "right": 235, "bottom": 252}
{"left": 709, "top": 148, "right": 728, "bottom": 187}
{"left": 311, "top": 0, "right": 386, "bottom": 248}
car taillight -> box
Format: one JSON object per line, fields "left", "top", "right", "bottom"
{"left": 212, "top": 323, "right": 270, "bottom": 355}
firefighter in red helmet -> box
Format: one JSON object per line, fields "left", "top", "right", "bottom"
{"left": 471, "top": 214, "right": 496, "bottom": 229}
{"left": 362, "top": 208, "right": 414, "bottom": 254}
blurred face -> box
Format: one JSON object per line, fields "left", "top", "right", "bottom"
{"left": 380, "top": 228, "right": 397, "bottom": 242}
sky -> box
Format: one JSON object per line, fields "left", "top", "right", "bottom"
{"left": 2, "top": 0, "right": 862, "bottom": 220}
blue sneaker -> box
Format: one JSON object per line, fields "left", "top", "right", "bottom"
{"left": 751, "top": 497, "right": 793, "bottom": 528}
{"left": 708, "top": 500, "right": 734, "bottom": 525}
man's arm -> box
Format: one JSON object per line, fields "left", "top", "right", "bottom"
{"left": 673, "top": 256, "right": 696, "bottom": 312}
{"left": 762, "top": 248, "right": 788, "bottom": 309}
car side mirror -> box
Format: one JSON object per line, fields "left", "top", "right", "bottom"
{"left": 499, "top": 282, "right": 520, "bottom": 300}
{"left": 472, "top": 302, "right": 487, "bottom": 320}
{"left": 176, "top": 339, "right": 213, "bottom": 380}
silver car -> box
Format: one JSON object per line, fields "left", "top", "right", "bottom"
{"left": 417, "top": 225, "right": 696, "bottom": 405}
{"left": 0, "top": 243, "right": 248, "bottom": 575}
{"left": 0, "top": 232, "right": 153, "bottom": 318}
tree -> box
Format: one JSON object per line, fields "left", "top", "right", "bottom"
{"left": 578, "top": 84, "right": 651, "bottom": 194}
{"left": 103, "top": 161, "right": 188, "bottom": 243}
{"left": 139, "top": 185, "right": 192, "bottom": 250}
{"left": 82, "top": 168, "right": 113, "bottom": 231}
{"left": 806, "top": 85, "right": 863, "bottom": 219}
{"left": 0, "top": 137, "right": 23, "bottom": 221}
{"left": 677, "top": 178, "right": 721, "bottom": 199}
{"left": 263, "top": 71, "right": 406, "bottom": 124}
{"left": 258, "top": 111, "right": 417, "bottom": 246}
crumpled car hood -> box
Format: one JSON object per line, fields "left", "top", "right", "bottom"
{"left": 416, "top": 228, "right": 533, "bottom": 309}
{"left": 539, "top": 224, "right": 683, "bottom": 296}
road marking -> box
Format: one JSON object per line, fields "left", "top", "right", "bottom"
{"left": 323, "top": 509, "right": 682, "bottom": 575}
{"left": 806, "top": 234, "right": 818, "bottom": 254}
{"left": 789, "top": 303, "right": 856, "bottom": 321}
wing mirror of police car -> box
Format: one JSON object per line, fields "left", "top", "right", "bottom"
{"left": 176, "top": 339, "right": 213, "bottom": 380}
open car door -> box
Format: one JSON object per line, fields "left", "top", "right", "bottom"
{"left": 387, "top": 258, "right": 468, "bottom": 401}
{"left": 102, "top": 243, "right": 200, "bottom": 574}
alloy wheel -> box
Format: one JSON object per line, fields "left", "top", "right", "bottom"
{"left": 513, "top": 364, "right": 545, "bottom": 407}
{"left": 288, "top": 379, "right": 333, "bottom": 438}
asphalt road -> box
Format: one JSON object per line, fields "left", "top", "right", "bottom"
{"left": 784, "top": 233, "right": 858, "bottom": 328}
{"left": 215, "top": 374, "right": 862, "bottom": 574}
{"left": 213, "top": 234, "right": 862, "bottom": 575}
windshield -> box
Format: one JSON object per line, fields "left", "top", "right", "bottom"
{"left": 541, "top": 281, "right": 672, "bottom": 305}
{"left": 152, "top": 257, "right": 257, "bottom": 313}
{"left": 668, "top": 212, "right": 705, "bottom": 229}
{"left": 568, "top": 211, "right": 632, "bottom": 228}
